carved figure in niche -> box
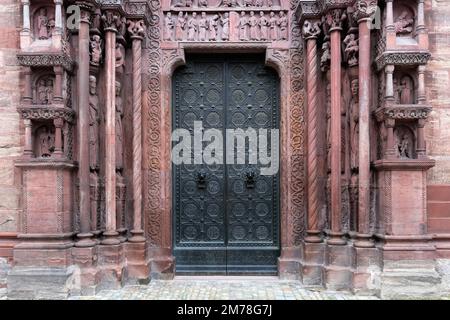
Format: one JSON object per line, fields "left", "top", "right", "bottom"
{"left": 38, "top": 79, "right": 48, "bottom": 104}
{"left": 37, "top": 8, "right": 49, "bottom": 39}
{"left": 115, "top": 81, "right": 124, "bottom": 170}
{"left": 37, "top": 126, "right": 54, "bottom": 157}
{"left": 350, "top": 79, "right": 359, "bottom": 170}
{"left": 399, "top": 76, "right": 414, "bottom": 104}
{"left": 267, "top": 0, "right": 273, "bottom": 6}
{"left": 199, "top": 0, "right": 208, "bottom": 7}
{"left": 45, "top": 79, "right": 53, "bottom": 102}
{"left": 278, "top": 11, "right": 288, "bottom": 40}
{"left": 255, "top": 0, "right": 263, "bottom": 7}
{"left": 176, "top": 12, "right": 187, "bottom": 41}
{"left": 209, "top": 15, "right": 219, "bottom": 41}
{"left": 198, "top": 12, "right": 208, "bottom": 41}
{"left": 188, "top": 12, "right": 198, "bottom": 41}
{"left": 259, "top": 12, "right": 269, "bottom": 41}
{"left": 48, "top": 19, "right": 55, "bottom": 35}
{"left": 220, "top": 13, "right": 230, "bottom": 40}
{"left": 89, "top": 76, "right": 99, "bottom": 171}
{"left": 394, "top": 126, "right": 414, "bottom": 159}
{"left": 393, "top": 78, "right": 401, "bottom": 103}
{"left": 92, "top": 10, "right": 101, "bottom": 31}
{"left": 343, "top": 33, "right": 359, "bottom": 67}
{"left": 394, "top": 10, "right": 414, "bottom": 35}
{"left": 118, "top": 17, "right": 127, "bottom": 39}
{"left": 90, "top": 35, "right": 102, "bottom": 65}
{"left": 244, "top": 0, "right": 253, "bottom": 7}
{"left": 115, "top": 43, "right": 125, "bottom": 68}
{"left": 249, "top": 11, "right": 259, "bottom": 41}
{"left": 164, "top": 12, "right": 175, "bottom": 41}
{"left": 238, "top": 12, "right": 249, "bottom": 41}
{"left": 269, "top": 12, "right": 278, "bottom": 41}
{"left": 320, "top": 41, "right": 331, "bottom": 72}
{"left": 398, "top": 134, "right": 410, "bottom": 158}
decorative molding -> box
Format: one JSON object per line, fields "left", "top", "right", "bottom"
{"left": 17, "top": 53, "right": 74, "bottom": 72}
{"left": 374, "top": 104, "right": 431, "bottom": 122}
{"left": 296, "top": 0, "right": 322, "bottom": 24}
{"left": 317, "top": 0, "right": 354, "bottom": 11}
{"left": 375, "top": 51, "right": 431, "bottom": 71}
{"left": 18, "top": 105, "right": 76, "bottom": 123}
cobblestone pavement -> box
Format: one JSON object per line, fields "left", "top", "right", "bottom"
{"left": 69, "top": 277, "right": 379, "bottom": 300}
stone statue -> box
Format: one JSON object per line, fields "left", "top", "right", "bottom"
{"left": 115, "top": 43, "right": 125, "bottom": 68}
{"left": 188, "top": 12, "right": 198, "bottom": 41}
{"left": 259, "top": 12, "right": 269, "bottom": 41}
{"left": 249, "top": 11, "right": 259, "bottom": 41}
{"left": 209, "top": 15, "right": 219, "bottom": 41}
{"left": 199, "top": 0, "right": 208, "bottom": 7}
{"left": 45, "top": 79, "right": 53, "bottom": 103}
{"left": 37, "top": 8, "right": 49, "bottom": 40}
{"left": 220, "top": 13, "right": 230, "bottom": 41}
{"left": 267, "top": 0, "right": 273, "bottom": 6}
{"left": 37, "top": 126, "right": 54, "bottom": 157}
{"left": 89, "top": 76, "right": 99, "bottom": 171}
{"left": 176, "top": 12, "right": 187, "bottom": 41}
{"left": 198, "top": 12, "right": 208, "bottom": 41}
{"left": 343, "top": 33, "right": 359, "bottom": 67}
{"left": 350, "top": 79, "right": 359, "bottom": 170}
{"left": 38, "top": 79, "right": 48, "bottom": 104}
{"left": 278, "top": 11, "right": 288, "bottom": 40}
{"left": 47, "top": 19, "right": 55, "bottom": 36}
{"left": 393, "top": 78, "right": 401, "bottom": 103}
{"left": 164, "top": 12, "right": 175, "bottom": 41}
{"left": 320, "top": 41, "right": 331, "bottom": 72}
{"left": 238, "top": 12, "right": 249, "bottom": 41}
{"left": 115, "top": 81, "right": 124, "bottom": 170}
{"left": 394, "top": 10, "right": 414, "bottom": 35}
{"left": 90, "top": 35, "right": 102, "bottom": 66}
{"left": 399, "top": 76, "right": 413, "bottom": 104}
{"left": 269, "top": 12, "right": 278, "bottom": 41}
{"left": 398, "top": 134, "right": 411, "bottom": 159}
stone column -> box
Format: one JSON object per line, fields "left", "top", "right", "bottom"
{"left": 328, "top": 9, "right": 345, "bottom": 245}
{"left": 54, "top": 0, "right": 63, "bottom": 34}
{"left": 417, "top": 119, "right": 426, "bottom": 158}
{"left": 53, "top": 66, "right": 63, "bottom": 103}
{"left": 418, "top": 65, "right": 426, "bottom": 104}
{"left": 303, "top": 20, "right": 322, "bottom": 243}
{"left": 128, "top": 20, "right": 146, "bottom": 243}
{"left": 102, "top": 11, "right": 120, "bottom": 245}
{"left": 356, "top": 5, "right": 375, "bottom": 247}
{"left": 75, "top": 3, "right": 95, "bottom": 247}
{"left": 385, "top": 0, "right": 395, "bottom": 48}
{"left": 417, "top": 0, "right": 425, "bottom": 32}
{"left": 23, "top": 119, "right": 33, "bottom": 158}
{"left": 385, "top": 65, "right": 395, "bottom": 102}
{"left": 22, "top": 0, "right": 30, "bottom": 32}
{"left": 53, "top": 118, "right": 64, "bottom": 158}
{"left": 23, "top": 67, "right": 32, "bottom": 104}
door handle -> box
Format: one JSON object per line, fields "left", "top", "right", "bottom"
{"left": 244, "top": 169, "right": 256, "bottom": 189}
{"left": 196, "top": 170, "right": 207, "bottom": 189}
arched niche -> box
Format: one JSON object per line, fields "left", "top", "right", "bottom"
{"left": 32, "top": 71, "right": 55, "bottom": 104}
{"left": 394, "top": 124, "right": 416, "bottom": 159}
{"left": 31, "top": 5, "right": 55, "bottom": 41}
{"left": 393, "top": 1, "right": 416, "bottom": 38}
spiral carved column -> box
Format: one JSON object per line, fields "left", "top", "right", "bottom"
{"left": 128, "top": 20, "right": 146, "bottom": 243}
{"left": 303, "top": 20, "right": 322, "bottom": 243}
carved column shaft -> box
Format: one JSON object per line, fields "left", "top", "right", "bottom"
{"left": 53, "top": 66, "right": 63, "bottom": 102}
{"left": 418, "top": 65, "right": 426, "bottom": 103}
{"left": 129, "top": 20, "right": 145, "bottom": 243}
{"left": 385, "top": 65, "right": 395, "bottom": 101}
{"left": 417, "top": 0, "right": 425, "bottom": 31}
{"left": 328, "top": 14, "right": 345, "bottom": 245}
{"left": 385, "top": 119, "right": 395, "bottom": 159}
{"left": 386, "top": 0, "right": 394, "bottom": 31}
{"left": 53, "top": 118, "right": 64, "bottom": 157}
{"left": 303, "top": 20, "right": 321, "bottom": 243}
{"left": 356, "top": 16, "right": 373, "bottom": 245}
{"left": 54, "top": 0, "right": 63, "bottom": 33}
{"left": 23, "top": 119, "right": 33, "bottom": 157}
{"left": 23, "top": 67, "right": 32, "bottom": 104}
{"left": 417, "top": 119, "right": 426, "bottom": 158}
{"left": 76, "top": 5, "right": 95, "bottom": 246}
{"left": 22, "top": 0, "right": 30, "bottom": 32}
{"left": 102, "top": 13, "right": 120, "bottom": 245}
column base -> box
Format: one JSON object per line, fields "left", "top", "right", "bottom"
{"left": 124, "top": 242, "right": 150, "bottom": 284}
{"left": 128, "top": 229, "right": 146, "bottom": 243}
{"left": 96, "top": 244, "right": 125, "bottom": 291}
{"left": 101, "top": 231, "right": 121, "bottom": 245}
{"left": 326, "top": 231, "right": 347, "bottom": 245}
{"left": 148, "top": 247, "right": 175, "bottom": 280}
{"left": 325, "top": 244, "right": 354, "bottom": 291}
{"left": 352, "top": 246, "right": 381, "bottom": 296}
{"left": 302, "top": 242, "right": 325, "bottom": 286}
{"left": 354, "top": 233, "right": 375, "bottom": 248}
{"left": 74, "top": 232, "right": 96, "bottom": 248}
{"left": 277, "top": 247, "right": 302, "bottom": 280}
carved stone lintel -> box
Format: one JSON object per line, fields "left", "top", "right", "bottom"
{"left": 17, "top": 53, "right": 74, "bottom": 72}
{"left": 374, "top": 104, "right": 432, "bottom": 122}
{"left": 18, "top": 105, "right": 76, "bottom": 123}
{"left": 375, "top": 52, "right": 431, "bottom": 71}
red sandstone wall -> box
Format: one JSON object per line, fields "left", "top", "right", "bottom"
{"left": 0, "top": 0, "right": 21, "bottom": 234}
{"left": 426, "top": 0, "right": 450, "bottom": 233}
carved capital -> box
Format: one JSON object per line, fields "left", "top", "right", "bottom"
{"left": 127, "top": 19, "right": 145, "bottom": 40}
{"left": 297, "top": 0, "right": 321, "bottom": 25}
{"left": 101, "top": 10, "right": 120, "bottom": 32}
{"left": 75, "top": 1, "right": 94, "bottom": 24}
{"left": 324, "top": 9, "right": 346, "bottom": 32}
{"left": 353, "top": 0, "right": 378, "bottom": 22}
{"left": 302, "top": 20, "right": 321, "bottom": 39}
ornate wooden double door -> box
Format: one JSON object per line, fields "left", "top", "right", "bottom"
{"left": 172, "top": 55, "right": 280, "bottom": 274}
